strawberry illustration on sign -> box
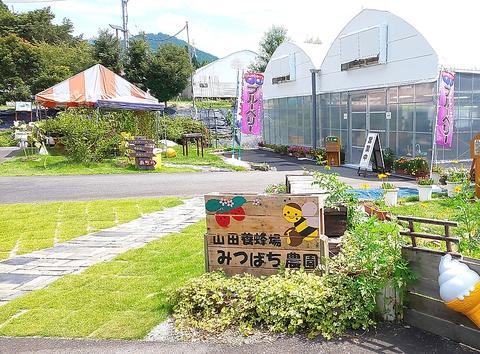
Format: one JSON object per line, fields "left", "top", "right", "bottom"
{"left": 206, "top": 196, "right": 247, "bottom": 228}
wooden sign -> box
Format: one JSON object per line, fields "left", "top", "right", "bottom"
{"left": 204, "top": 194, "right": 329, "bottom": 276}
{"left": 128, "top": 137, "right": 156, "bottom": 170}
{"left": 357, "top": 133, "right": 385, "bottom": 177}
{"left": 325, "top": 136, "right": 341, "bottom": 167}
{"left": 471, "top": 133, "right": 480, "bottom": 198}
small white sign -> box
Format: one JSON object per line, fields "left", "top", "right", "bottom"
{"left": 386, "top": 112, "right": 392, "bottom": 120}
{"left": 15, "top": 131, "right": 28, "bottom": 141}
{"left": 15, "top": 102, "right": 32, "bottom": 112}
{"left": 343, "top": 113, "right": 348, "bottom": 120}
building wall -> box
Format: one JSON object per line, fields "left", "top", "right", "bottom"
{"left": 319, "top": 9, "right": 439, "bottom": 93}
{"left": 263, "top": 42, "right": 320, "bottom": 100}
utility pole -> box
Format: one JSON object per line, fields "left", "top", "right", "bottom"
{"left": 110, "top": 0, "right": 129, "bottom": 52}
{"left": 185, "top": 21, "right": 196, "bottom": 114}
{"left": 122, "top": 0, "right": 129, "bottom": 50}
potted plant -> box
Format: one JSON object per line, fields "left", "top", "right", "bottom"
{"left": 379, "top": 173, "right": 398, "bottom": 206}
{"left": 393, "top": 157, "right": 408, "bottom": 175}
{"left": 444, "top": 167, "right": 469, "bottom": 197}
{"left": 417, "top": 177, "right": 434, "bottom": 202}
{"left": 409, "top": 157, "right": 429, "bottom": 177}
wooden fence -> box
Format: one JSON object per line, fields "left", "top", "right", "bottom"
{"left": 399, "top": 215, "right": 480, "bottom": 350}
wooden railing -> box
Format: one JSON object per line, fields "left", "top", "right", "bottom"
{"left": 397, "top": 215, "right": 460, "bottom": 255}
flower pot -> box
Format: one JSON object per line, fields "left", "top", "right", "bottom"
{"left": 446, "top": 181, "right": 462, "bottom": 197}
{"left": 384, "top": 188, "right": 399, "bottom": 207}
{"left": 417, "top": 185, "right": 433, "bottom": 202}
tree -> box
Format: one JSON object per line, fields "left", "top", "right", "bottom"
{"left": 34, "top": 41, "right": 97, "bottom": 92}
{"left": 93, "top": 29, "right": 121, "bottom": 73}
{"left": 124, "top": 35, "right": 152, "bottom": 90}
{"left": 0, "top": 34, "right": 42, "bottom": 102}
{"left": 146, "top": 44, "right": 193, "bottom": 106}
{"left": 250, "top": 25, "right": 289, "bottom": 72}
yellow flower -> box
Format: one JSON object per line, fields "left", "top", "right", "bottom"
{"left": 324, "top": 165, "right": 331, "bottom": 171}
{"left": 454, "top": 185, "right": 462, "bottom": 193}
{"left": 378, "top": 173, "right": 387, "bottom": 179}
{"left": 360, "top": 183, "right": 371, "bottom": 190}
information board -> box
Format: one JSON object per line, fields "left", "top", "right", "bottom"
{"left": 204, "top": 194, "right": 329, "bottom": 276}
{"left": 357, "top": 133, "right": 385, "bottom": 177}
{"left": 15, "top": 102, "right": 32, "bottom": 112}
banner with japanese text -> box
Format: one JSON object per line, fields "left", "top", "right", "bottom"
{"left": 240, "top": 72, "right": 264, "bottom": 135}
{"left": 436, "top": 71, "right": 455, "bottom": 148}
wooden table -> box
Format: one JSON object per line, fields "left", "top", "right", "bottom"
{"left": 182, "top": 133, "right": 204, "bottom": 157}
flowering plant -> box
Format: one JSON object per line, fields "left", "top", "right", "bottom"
{"left": 417, "top": 177, "right": 434, "bottom": 186}
{"left": 444, "top": 167, "right": 469, "bottom": 183}
{"left": 378, "top": 173, "right": 396, "bottom": 190}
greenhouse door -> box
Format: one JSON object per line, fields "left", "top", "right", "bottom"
{"left": 348, "top": 90, "right": 389, "bottom": 165}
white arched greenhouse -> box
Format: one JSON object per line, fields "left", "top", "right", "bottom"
{"left": 185, "top": 50, "right": 257, "bottom": 99}
{"left": 263, "top": 9, "right": 480, "bottom": 164}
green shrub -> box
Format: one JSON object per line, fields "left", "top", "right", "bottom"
{"left": 0, "top": 129, "right": 16, "bottom": 147}
{"left": 172, "top": 219, "right": 413, "bottom": 339}
{"left": 158, "top": 116, "right": 208, "bottom": 143}
{"left": 383, "top": 148, "right": 395, "bottom": 172}
{"left": 37, "top": 109, "right": 160, "bottom": 162}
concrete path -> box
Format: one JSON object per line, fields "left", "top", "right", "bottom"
{"left": 0, "top": 197, "right": 205, "bottom": 306}
{"left": 0, "top": 147, "right": 20, "bottom": 163}
{"left": 0, "top": 169, "right": 415, "bottom": 204}
{"left": 0, "top": 323, "right": 475, "bottom": 353}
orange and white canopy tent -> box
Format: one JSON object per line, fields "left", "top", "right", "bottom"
{"left": 35, "top": 64, "right": 163, "bottom": 111}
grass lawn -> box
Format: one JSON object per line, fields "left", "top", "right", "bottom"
{"left": 0, "top": 221, "right": 205, "bottom": 339}
{"left": 0, "top": 153, "right": 198, "bottom": 177}
{"left": 164, "top": 144, "right": 245, "bottom": 171}
{"left": 0, "top": 198, "right": 182, "bottom": 260}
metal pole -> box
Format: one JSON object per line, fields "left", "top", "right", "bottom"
{"left": 122, "top": 0, "right": 129, "bottom": 50}
{"left": 311, "top": 69, "right": 319, "bottom": 150}
{"left": 186, "top": 21, "right": 196, "bottom": 114}
{"left": 430, "top": 69, "right": 442, "bottom": 177}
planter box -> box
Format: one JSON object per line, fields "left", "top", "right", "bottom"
{"left": 324, "top": 206, "right": 348, "bottom": 237}
{"left": 364, "top": 204, "right": 389, "bottom": 221}
{"left": 418, "top": 185, "right": 433, "bottom": 202}
{"left": 384, "top": 189, "right": 399, "bottom": 207}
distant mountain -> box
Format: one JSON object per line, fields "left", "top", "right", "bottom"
{"left": 138, "top": 32, "right": 218, "bottom": 64}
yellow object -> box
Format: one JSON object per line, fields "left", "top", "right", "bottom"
{"left": 153, "top": 154, "right": 162, "bottom": 170}
{"left": 446, "top": 282, "right": 480, "bottom": 327}
{"left": 166, "top": 148, "right": 177, "bottom": 158}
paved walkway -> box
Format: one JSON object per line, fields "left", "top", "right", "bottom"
{"left": 0, "top": 197, "right": 205, "bottom": 306}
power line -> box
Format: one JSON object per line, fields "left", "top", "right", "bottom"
{"left": 145, "top": 24, "right": 187, "bottom": 42}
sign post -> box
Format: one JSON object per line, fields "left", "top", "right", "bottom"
{"left": 15, "top": 102, "right": 33, "bottom": 122}
{"left": 471, "top": 133, "right": 480, "bottom": 198}
{"left": 204, "top": 194, "right": 329, "bottom": 276}
{"left": 357, "top": 133, "right": 385, "bottom": 177}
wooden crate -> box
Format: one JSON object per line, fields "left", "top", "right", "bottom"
{"left": 402, "top": 247, "right": 480, "bottom": 349}
{"left": 204, "top": 193, "right": 329, "bottom": 276}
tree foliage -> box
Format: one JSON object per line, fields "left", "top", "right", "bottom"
{"left": 0, "top": 2, "right": 96, "bottom": 103}
{"left": 250, "top": 25, "right": 289, "bottom": 72}
{"left": 0, "top": 34, "right": 42, "bottom": 102}
{"left": 147, "top": 43, "right": 193, "bottom": 105}
{"left": 93, "top": 29, "right": 121, "bottom": 74}
{"left": 124, "top": 35, "right": 152, "bottom": 90}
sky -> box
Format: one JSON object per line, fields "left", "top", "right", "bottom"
{"left": 5, "top": 0, "right": 479, "bottom": 65}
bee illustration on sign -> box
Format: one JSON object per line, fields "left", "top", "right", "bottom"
{"left": 282, "top": 202, "right": 319, "bottom": 247}
{"left": 205, "top": 196, "right": 247, "bottom": 228}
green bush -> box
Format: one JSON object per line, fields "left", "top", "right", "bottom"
{"left": 0, "top": 129, "right": 16, "bottom": 147}
{"left": 158, "top": 116, "right": 208, "bottom": 143}
{"left": 37, "top": 109, "right": 160, "bottom": 162}
{"left": 172, "top": 219, "right": 413, "bottom": 339}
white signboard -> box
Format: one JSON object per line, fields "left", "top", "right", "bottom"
{"left": 386, "top": 112, "right": 392, "bottom": 120}
{"left": 358, "top": 133, "right": 385, "bottom": 176}
{"left": 15, "top": 102, "right": 32, "bottom": 112}
{"left": 343, "top": 113, "right": 348, "bottom": 120}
